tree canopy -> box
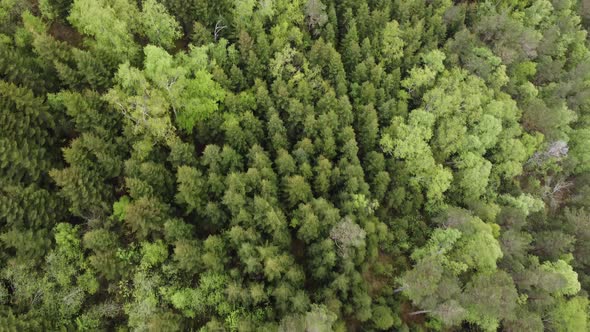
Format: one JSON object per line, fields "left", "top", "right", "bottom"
{"left": 1, "top": 0, "right": 590, "bottom": 330}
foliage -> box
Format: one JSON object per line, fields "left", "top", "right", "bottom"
{"left": 1, "top": 0, "right": 590, "bottom": 330}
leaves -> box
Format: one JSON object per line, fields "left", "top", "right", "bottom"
{"left": 2, "top": 0, "right": 590, "bottom": 331}
{"left": 140, "top": 0, "right": 181, "bottom": 49}
{"left": 106, "top": 45, "right": 224, "bottom": 137}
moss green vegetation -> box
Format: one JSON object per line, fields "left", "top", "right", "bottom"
{"left": 1, "top": 0, "right": 590, "bottom": 330}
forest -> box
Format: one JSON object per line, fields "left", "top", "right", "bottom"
{"left": 1, "top": 0, "right": 590, "bottom": 330}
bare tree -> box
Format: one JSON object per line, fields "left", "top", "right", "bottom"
{"left": 546, "top": 140, "right": 569, "bottom": 158}
{"left": 528, "top": 140, "right": 569, "bottom": 166}
{"left": 543, "top": 175, "right": 574, "bottom": 209}
{"left": 304, "top": 0, "right": 328, "bottom": 36}
{"left": 329, "top": 217, "right": 366, "bottom": 257}
{"left": 214, "top": 21, "right": 226, "bottom": 42}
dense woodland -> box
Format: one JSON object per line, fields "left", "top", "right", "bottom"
{"left": 1, "top": 0, "right": 590, "bottom": 330}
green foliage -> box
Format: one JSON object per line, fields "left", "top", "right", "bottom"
{"left": 462, "top": 271, "right": 518, "bottom": 331}
{"left": 279, "top": 304, "right": 337, "bottom": 332}
{"left": 68, "top": 0, "right": 139, "bottom": 64}
{"left": 549, "top": 297, "right": 589, "bottom": 332}
{"left": 2, "top": 1, "right": 590, "bottom": 331}
{"left": 140, "top": 0, "right": 181, "bottom": 50}
{"left": 113, "top": 196, "right": 130, "bottom": 221}
{"left": 0, "top": 81, "right": 56, "bottom": 186}
{"left": 381, "top": 20, "right": 405, "bottom": 67}
{"left": 570, "top": 128, "right": 590, "bottom": 174}
{"left": 168, "top": 272, "right": 230, "bottom": 318}
{"left": 106, "top": 45, "right": 224, "bottom": 137}
{"left": 175, "top": 69, "right": 225, "bottom": 133}
{"left": 541, "top": 259, "right": 581, "bottom": 296}
{"left": 372, "top": 305, "right": 395, "bottom": 330}
{"left": 400, "top": 209, "right": 509, "bottom": 330}
{"left": 50, "top": 133, "right": 122, "bottom": 218}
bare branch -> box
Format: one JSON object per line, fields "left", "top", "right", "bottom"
{"left": 214, "top": 21, "right": 227, "bottom": 42}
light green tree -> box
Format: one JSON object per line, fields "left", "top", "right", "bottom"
{"left": 105, "top": 45, "right": 224, "bottom": 138}
{"left": 68, "top": 0, "right": 139, "bottom": 63}
{"left": 140, "top": 0, "right": 181, "bottom": 50}
{"left": 549, "top": 297, "right": 589, "bottom": 332}
{"left": 381, "top": 20, "right": 404, "bottom": 67}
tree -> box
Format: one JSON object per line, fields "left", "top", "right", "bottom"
{"left": 401, "top": 50, "right": 446, "bottom": 93}
{"left": 540, "top": 259, "right": 581, "bottom": 296}
{"left": 305, "top": 0, "right": 328, "bottom": 36}
{"left": 380, "top": 110, "right": 452, "bottom": 209}
{"left": 124, "top": 197, "right": 170, "bottom": 239}
{"left": 549, "top": 297, "right": 589, "bottom": 332}
{"left": 68, "top": 0, "right": 139, "bottom": 65}
{"left": 40, "top": 223, "right": 99, "bottom": 326}
{"left": 381, "top": 20, "right": 404, "bottom": 68}
{"left": 341, "top": 18, "right": 361, "bottom": 72}
{"left": 232, "top": 0, "right": 256, "bottom": 32}
{"left": 284, "top": 175, "right": 312, "bottom": 208}
{"left": 175, "top": 166, "right": 206, "bottom": 213}
{"left": 279, "top": 304, "right": 337, "bottom": 332}
{"left": 106, "top": 45, "right": 225, "bottom": 138}
{"left": 455, "top": 152, "right": 492, "bottom": 200}
{"left": 329, "top": 218, "right": 366, "bottom": 258}
{"left": 461, "top": 271, "right": 518, "bottom": 331}
{"left": 399, "top": 209, "right": 507, "bottom": 329}
{"left": 399, "top": 233, "right": 457, "bottom": 307}
{"left": 0, "top": 81, "right": 57, "bottom": 186}
{"left": 3, "top": 1, "right": 590, "bottom": 330}
{"left": 50, "top": 133, "right": 122, "bottom": 218}
{"left": 140, "top": 0, "right": 181, "bottom": 50}
{"left": 570, "top": 128, "right": 590, "bottom": 174}
{"left": 82, "top": 228, "right": 121, "bottom": 280}
{"left": 372, "top": 305, "right": 395, "bottom": 330}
